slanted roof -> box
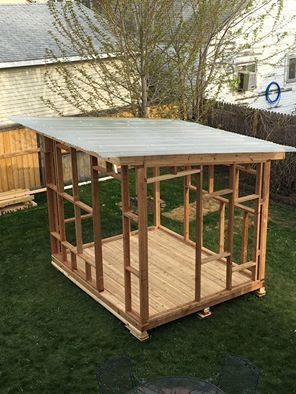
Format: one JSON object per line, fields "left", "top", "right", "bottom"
{"left": 11, "top": 116, "right": 296, "bottom": 166}
{"left": 0, "top": 3, "right": 102, "bottom": 69}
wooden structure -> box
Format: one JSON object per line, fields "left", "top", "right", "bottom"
{"left": 12, "top": 116, "right": 296, "bottom": 340}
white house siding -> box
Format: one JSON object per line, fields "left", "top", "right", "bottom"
{"left": 0, "top": 60, "right": 122, "bottom": 128}
{"left": 0, "top": 63, "right": 76, "bottom": 127}
{"left": 218, "top": 0, "right": 296, "bottom": 115}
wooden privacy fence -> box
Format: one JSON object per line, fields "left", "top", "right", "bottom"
{"left": 207, "top": 101, "right": 296, "bottom": 196}
{"left": 0, "top": 127, "right": 41, "bottom": 192}
{"left": 0, "top": 127, "right": 90, "bottom": 193}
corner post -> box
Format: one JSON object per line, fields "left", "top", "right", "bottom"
{"left": 136, "top": 165, "right": 149, "bottom": 324}
{"left": 226, "top": 164, "right": 236, "bottom": 290}
{"left": 90, "top": 156, "right": 104, "bottom": 291}
{"left": 258, "top": 161, "right": 271, "bottom": 284}
{"left": 53, "top": 142, "right": 67, "bottom": 262}
{"left": 43, "top": 137, "right": 59, "bottom": 255}
{"left": 252, "top": 162, "right": 263, "bottom": 280}
{"left": 195, "top": 166, "right": 203, "bottom": 301}
{"left": 121, "top": 165, "right": 132, "bottom": 312}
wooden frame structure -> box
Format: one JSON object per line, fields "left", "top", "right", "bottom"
{"left": 13, "top": 116, "right": 295, "bottom": 341}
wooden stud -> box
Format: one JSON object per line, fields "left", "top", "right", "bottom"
{"left": 71, "top": 148, "right": 83, "bottom": 254}
{"left": 70, "top": 251, "right": 77, "bottom": 270}
{"left": 195, "top": 166, "right": 203, "bottom": 301}
{"left": 184, "top": 165, "right": 191, "bottom": 241}
{"left": 136, "top": 165, "right": 149, "bottom": 324}
{"left": 258, "top": 161, "right": 271, "bottom": 282}
{"left": 54, "top": 143, "right": 67, "bottom": 262}
{"left": 152, "top": 167, "right": 161, "bottom": 228}
{"left": 208, "top": 165, "right": 214, "bottom": 193}
{"left": 252, "top": 163, "right": 263, "bottom": 281}
{"left": 219, "top": 201, "right": 226, "bottom": 253}
{"left": 241, "top": 211, "right": 249, "bottom": 264}
{"left": 43, "top": 137, "right": 59, "bottom": 255}
{"left": 226, "top": 165, "right": 236, "bottom": 290}
{"left": 90, "top": 156, "right": 104, "bottom": 291}
{"left": 147, "top": 168, "right": 200, "bottom": 183}
{"left": 121, "top": 165, "right": 132, "bottom": 312}
{"left": 235, "top": 166, "right": 240, "bottom": 199}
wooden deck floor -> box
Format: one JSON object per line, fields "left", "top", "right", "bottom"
{"left": 76, "top": 228, "right": 252, "bottom": 318}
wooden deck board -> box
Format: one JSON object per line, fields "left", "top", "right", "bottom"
{"left": 77, "top": 228, "right": 252, "bottom": 318}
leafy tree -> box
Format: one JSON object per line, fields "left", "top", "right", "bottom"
{"left": 44, "top": 0, "right": 287, "bottom": 122}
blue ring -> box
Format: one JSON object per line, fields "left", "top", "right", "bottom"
{"left": 265, "top": 81, "right": 281, "bottom": 105}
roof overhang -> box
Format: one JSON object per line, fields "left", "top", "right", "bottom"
{"left": 10, "top": 116, "right": 296, "bottom": 167}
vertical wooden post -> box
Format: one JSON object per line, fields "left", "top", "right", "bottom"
{"left": 241, "top": 211, "right": 249, "bottom": 264}
{"left": 136, "top": 165, "right": 149, "bottom": 323}
{"left": 152, "top": 167, "right": 161, "bottom": 228}
{"left": 258, "top": 161, "right": 271, "bottom": 282}
{"left": 71, "top": 148, "right": 83, "bottom": 258}
{"left": 91, "top": 156, "right": 104, "bottom": 291}
{"left": 226, "top": 164, "right": 236, "bottom": 290}
{"left": 195, "top": 166, "right": 203, "bottom": 301}
{"left": 54, "top": 143, "right": 67, "bottom": 262}
{"left": 184, "top": 166, "right": 191, "bottom": 241}
{"left": 234, "top": 167, "right": 240, "bottom": 199}
{"left": 121, "top": 165, "right": 132, "bottom": 312}
{"left": 208, "top": 165, "right": 214, "bottom": 193}
{"left": 43, "top": 137, "right": 59, "bottom": 255}
{"left": 252, "top": 163, "right": 263, "bottom": 280}
{"left": 219, "top": 201, "right": 226, "bottom": 253}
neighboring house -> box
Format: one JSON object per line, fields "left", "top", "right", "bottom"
{"left": 0, "top": 3, "right": 110, "bottom": 129}
{"left": 219, "top": 0, "right": 296, "bottom": 115}
{"left": 0, "top": 3, "right": 111, "bottom": 192}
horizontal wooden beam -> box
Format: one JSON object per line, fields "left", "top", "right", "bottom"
{"left": 188, "top": 185, "right": 255, "bottom": 214}
{"left": 93, "top": 165, "right": 122, "bottom": 181}
{"left": 202, "top": 252, "right": 230, "bottom": 265}
{"left": 125, "top": 266, "right": 140, "bottom": 278}
{"left": 203, "top": 188, "right": 233, "bottom": 199}
{"left": 144, "top": 280, "right": 263, "bottom": 330}
{"left": 118, "top": 152, "right": 285, "bottom": 166}
{"left": 147, "top": 168, "right": 200, "bottom": 184}
{"left": 236, "top": 203, "right": 255, "bottom": 214}
{"left": 232, "top": 261, "right": 256, "bottom": 272}
{"left": 64, "top": 213, "right": 93, "bottom": 224}
{"left": 124, "top": 211, "right": 139, "bottom": 223}
{"left": 236, "top": 194, "right": 259, "bottom": 203}
{"left": 236, "top": 164, "right": 257, "bottom": 175}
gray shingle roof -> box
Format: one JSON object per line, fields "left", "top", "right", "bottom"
{"left": 0, "top": 3, "right": 102, "bottom": 67}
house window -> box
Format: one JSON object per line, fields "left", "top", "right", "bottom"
{"left": 237, "top": 63, "right": 257, "bottom": 92}
{"left": 287, "top": 57, "right": 296, "bottom": 82}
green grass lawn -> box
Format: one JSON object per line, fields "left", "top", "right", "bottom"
{"left": 0, "top": 174, "right": 295, "bottom": 393}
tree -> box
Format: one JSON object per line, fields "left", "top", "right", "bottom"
{"left": 45, "top": 0, "right": 175, "bottom": 118}
{"left": 163, "top": 0, "right": 287, "bottom": 121}
{"left": 44, "top": 0, "right": 287, "bottom": 122}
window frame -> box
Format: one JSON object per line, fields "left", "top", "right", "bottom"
{"left": 286, "top": 56, "right": 296, "bottom": 83}
{"left": 236, "top": 61, "right": 257, "bottom": 92}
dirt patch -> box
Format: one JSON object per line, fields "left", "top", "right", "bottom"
{"left": 162, "top": 199, "right": 220, "bottom": 222}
